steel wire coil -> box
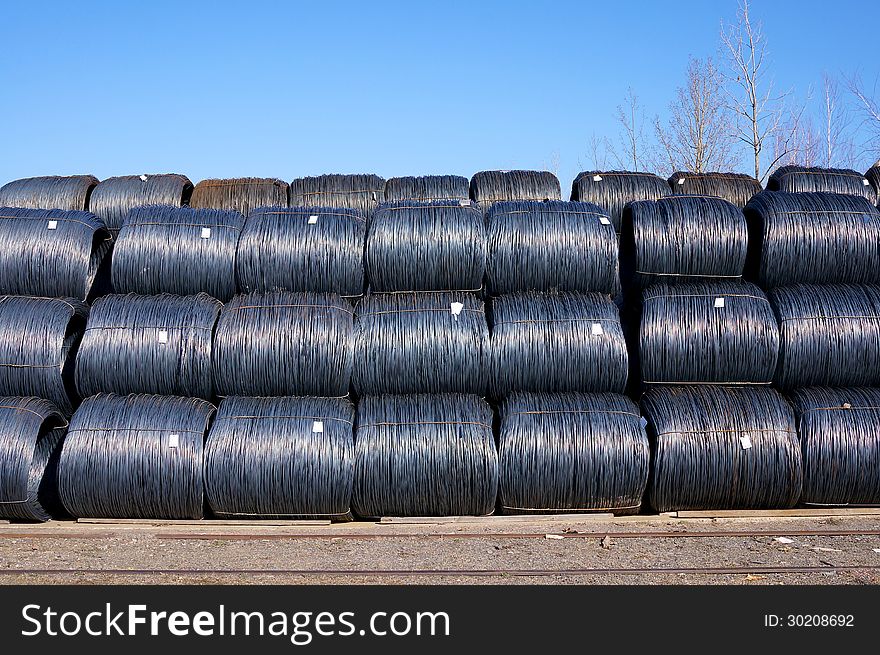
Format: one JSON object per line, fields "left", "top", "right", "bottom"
{"left": 866, "top": 164, "right": 880, "bottom": 206}
{"left": 236, "top": 206, "right": 365, "bottom": 297}
{"left": 570, "top": 171, "right": 670, "bottom": 231}
{"left": 352, "top": 394, "right": 497, "bottom": 518}
{"left": 0, "top": 396, "right": 67, "bottom": 522}
{"left": 383, "top": 175, "right": 470, "bottom": 202}
{"left": 639, "top": 281, "right": 779, "bottom": 385}
{"left": 352, "top": 293, "right": 488, "bottom": 396}
{"left": 621, "top": 195, "right": 747, "bottom": 287}
{"left": 75, "top": 293, "right": 222, "bottom": 399}
{"left": 88, "top": 174, "right": 193, "bottom": 234}
{"left": 744, "top": 191, "right": 880, "bottom": 287}
{"left": 366, "top": 200, "right": 486, "bottom": 292}
{"left": 641, "top": 386, "right": 802, "bottom": 512}
{"left": 486, "top": 200, "right": 619, "bottom": 295}
{"left": 112, "top": 205, "right": 244, "bottom": 300}
{"left": 205, "top": 396, "right": 354, "bottom": 519}
{"left": 469, "top": 170, "right": 561, "bottom": 213}
{"left": 787, "top": 387, "right": 880, "bottom": 506}
{"left": 767, "top": 165, "right": 878, "bottom": 204}
{"left": 0, "top": 175, "right": 98, "bottom": 211}
{"left": 289, "top": 174, "right": 385, "bottom": 219}
{"left": 190, "top": 177, "right": 289, "bottom": 217}
{"left": 667, "top": 171, "right": 762, "bottom": 208}
{"left": 213, "top": 291, "right": 353, "bottom": 397}
{"left": 0, "top": 207, "right": 111, "bottom": 300}
{"left": 498, "top": 392, "right": 649, "bottom": 514}
{"left": 57, "top": 393, "right": 214, "bottom": 519}
{"left": 769, "top": 283, "right": 880, "bottom": 389}
{"left": 489, "top": 292, "right": 628, "bottom": 397}
{"left": 0, "top": 296, "right": 88, "bottom": 415}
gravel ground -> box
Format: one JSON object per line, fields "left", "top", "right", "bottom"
{"left": 1, "top": 515, "right": 879, "bottom": 585}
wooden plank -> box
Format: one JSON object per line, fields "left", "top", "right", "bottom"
{"left": 380, "top": 513, "right": 615, "bottom": 525}
{"left": 76, "top": 518, "right": 331, "bottom": 526}
{"left": 675, "top": 508, "right": 880, "bottom": 519}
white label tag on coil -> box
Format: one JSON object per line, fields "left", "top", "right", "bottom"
{"left": 678, "top": 177, "right": 686, "bottom": 185}
{"left": 450, "top": 302, "right": 464, "bottom": 317}
{"left": 312, "top": 421, "right": 324, "bottom": 433}
{"left": 308, "top": 215, "right": 319, "bottom": 225}
{"left": 47, "top": 220, "right": 58, "bottom": 230}
{"left": 372, "top": 191, "right": 377, "bottom": 201}
{"left": 200, "top": 227, "right": 211, "bottom": 239}
{"left": 740, "top": 433, "right": 752, "bottom": 449}
{"left": 864, "top": 179, "right": 871, "bottom": 186}
{"left": 459, "top": 199, "right": 470, "bottom": 206}
{"left": 842, "top": 402, "right": 852, "bottom": 409}
{"left": 593, "top": 175, "right": 603, "bottom": 182}
{"left": 591, "top": 323, "right": 604, "bottom": 335}
{"left": 139, "top": 174, "right": 148, "bottom": 182}
{"left": 158, "top": 330, "right": 168, "bottom": 343}
{"left": 168, "top": 433, "right": 179, "bottom": 448}
{"left": 714, "top": 297, "right": 725, "bottom": 308}
{"left": 639, "top": 416, "right": 648, "bottom": 429}
{"left": 598, "top": 215, "right": 611, "bottom": 225}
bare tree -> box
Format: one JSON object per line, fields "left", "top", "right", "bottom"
{"left": 612, "top": 88, "right": 648, "bottom": 170}
{"left": 773, "top": 109, "right": 820, "bottom": 167}
{"left": 653, "top": 57, "right": 738, "bottom": 174}
{"left": 846, "top": 73, "right": 880, "bottom": 156}
{"left": 820, "top": 74, "right": 856, "bottom": 168}
{"left": 587, "top": 133, "right": 610, "bottom": 170}
{"left": 720, "top": 0, "right": 796, "bottom": 181}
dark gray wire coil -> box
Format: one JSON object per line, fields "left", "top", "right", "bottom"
{"left": 352, "top": 394, "right": 497, "bottom": 518}
{"left": 205, "top": 396, "right": 354, "bottom": 519}
{"left": 0, "top": 175, "right": 98, "bottom": 211}
{"left": 112, "top": 205, "right": 245, "bottom": 301}
{"left": 383, "top": 175, "right": 470, "bottom": 202}
{"left": 769, "top": 283, "right": 880, "bottom": 389}
{"left": 75, "top": 293, "right": 222, "bottom": 399}
{"left": 0, "top": 396, "right": 67, "bottom": 522}
{"left": 570, "top": 170, "right": 670, "bottom": 232}
{"left": 469, "top": 170, "right": 561, "bottom": 213}
{"left": 767, "top": 165, "right": 878, "bottom": 204}
{"left": 866, "top": 164, "right": 880, "bottom": 206}
{"left": 639, "top": 281, "right": 779, "bottom": 385}
{"left": 621, "top": 195, "right": 747, "bottom": 287}
{"left": 366, "top": 200, "right": 486, "bottom": 292}
{"left": 57, "top": 393, "right": 215, "bottom": 519}
{"left": 0, "top": 207, "right": 112, "bottom": 300}
{"left": 667, "top": 171, "right": 762, "bottom": 208}
{"left": 498, "top": 392, "right": 649, "bottom": 514}
{"left": 213, "top": 291, "right": 353, "bottom": 397}
{"left": 489, "top": 292, "right": 628, "bottom": 397}
{"left": 641, "top": 386, "right": 802, "bottom": 512}
{"left": 289, "top": 174, "right": 386, "bottom": 219}
{"left": 352, "top": 292, "right": 488, "bottom": 396}
{"left": 787, "top": 387, "right": 880, "bottom": 506}
{"left": 237, "top": 206, "right": 365, "bottom": 297}
{"left": 88, "top": 174, "right": 193, "bottom": 235}
{"left": 486, "top": 200, "right": 619, "bottom": 295}
{"left": 0, "top": 296, "right": 88, "bottom": 415}
{"left": 190, "top": 177, "right": 289, "bottom": 217}
{"left": 744, "top": 191, "right": 880, "bottom": 288}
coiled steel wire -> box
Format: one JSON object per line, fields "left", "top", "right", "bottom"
{"left": 866, "top": 164, "right": 880, "bottom": 206}
{"left": 289, "top": 174, "right": 385, "bottom": 219}
{"left": 744, "top": 191, "right": 880, "bottom": 287}
{"left": 667, "top": 171, "right": 762, "bottom": 208}
{"left": 383, "top": 175, "right": 470, "bottom": 202}
{"left": 770, "top": 284, "right": 880, "bottom": 389}
{"left": 0, "top": 175, "right": 97, "bottom": 211}
{"left": 352, "top": 394, "right": 497, "bottom": 518}
{"left": 498, "top": 392, "right": 649, "bottom": 514}
{"left": 469, "top": 170, "right": 561, "bottom": 213}
{"left": 57, "top": 393, "right": 214, "bottom": 519}
{"left": 489, "top": 292, "right": 628, "bottom": 397}
{"left": 0, "top": 207, "right": 111, "bottom": 300}
{"left": 570, "top": 171, "right": 670, "bottom": 231}
{"left": 642, "top": 386, "right": 802, "bottom": 511}
{"left": 75, "top": 293, "right": 221, "bottom": 399}
{"left": 88, "top": 174, "right": 193, "bottom": 234}
{"left": 112, "top": 205, "right": 244, "bottom": 300}
{"left": 213, "top": 291, "right": 353, "bottom": 397}
{"left": 352, "top": 293, "right": 488, "bottom": 396}
{"left": 190, "top": 177, "right": 289, "bottom": 217}
{"left": 639, "top": 281, "right": 779, "bottom": 385}
{"left": 0, "top": 296, "right": 87, "bottom": 415}
{"left": 205, "top": 396, "right": 354, "bottom": 519}
{"left": 486, "top": 200, "right": 619, "bottom": 295}
{"left": 0, "top": 396, "right": 67, "bottom": 522}
{"left": 237, "top": 206, "right": 365, "bottom": 297}
{"left": 767, "top": 165, "right": 878, "bottom": 204}
{"left": 366, "top": 200, "right": 485, "bottom": 292}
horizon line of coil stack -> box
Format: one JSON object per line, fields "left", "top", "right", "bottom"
{"left": 1, "top": 162, "right": 880, "bottom": 521}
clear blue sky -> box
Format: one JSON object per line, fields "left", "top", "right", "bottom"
{"left": 1, "top": 0, "right": 876, "bottom": 191}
